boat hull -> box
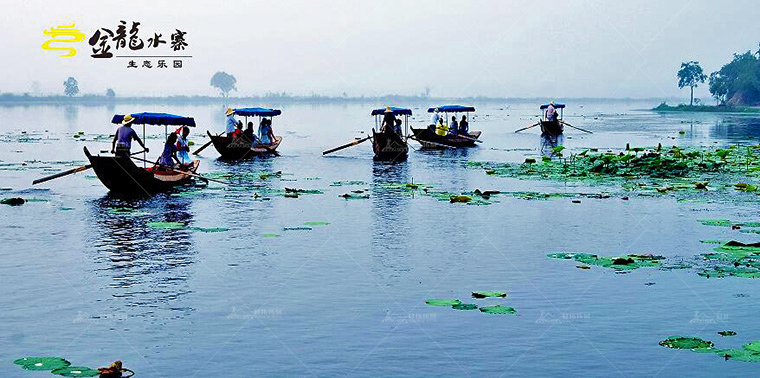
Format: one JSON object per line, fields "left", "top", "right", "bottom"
{"left": 410, "top": 127, "right": 482, "bottom": 148}
{"left": 540, "top": 120, "right": 563, "bottom": 136}
{"left": 372, "top": 130, "right": 408, "bottom": 161}
{"left": 208, "top": 131, "right": 282, "bottom": 159}
{"left": 84, "top": 147, "right": 199, "bottom": 195}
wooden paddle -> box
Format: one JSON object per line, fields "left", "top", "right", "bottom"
{"left": 32, "top": 149, "right": 146, "bottom": 185}
{"left": 322, "top": 136, "right": 372, "bottom": 155}
{"left": 449, "top": 132, "right": 483, "bottom": 143}
{"left": 560, "top": 121, "right": 593, "bottom": 134}
{"left": 130, "top": 156, "right": 230, "bottom": 185}
{"left": 408, "top": 136, "right": 456, "bottom": 149}
{"left": 192, "top": 131, "right": 221, "bottom": 155}
{"left": 514, "top": 122, "right": 540, "bottom": 133}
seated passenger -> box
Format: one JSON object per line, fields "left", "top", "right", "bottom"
{"left": 459, "top": 115, "right": 469, "bottom": 135}
{"left": 449, "top": 116, "right": 458, "bottom": 135}
{"left": 157, "top": 132, "right": 179, "bottom": 168}
{"left": 393, "top": 119, "right": 402, "bottom": 135}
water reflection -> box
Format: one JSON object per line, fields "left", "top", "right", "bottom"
{"left": 710, "top": 116, "right": 760, "bottom": 141}
{"left": 63, "top": 105, "right": 78, "bottom": 130}
{"left": 370, "top": 162, "right": 412, "bottom": 283}
{"left": 540, "top": 132, "right": 565, "bottom": 157}
{"left": 86, "top": 194, "right": 196, "bottom": 318}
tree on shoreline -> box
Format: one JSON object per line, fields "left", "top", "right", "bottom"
{"left": 63, "top": 77, "right": 79, "bottom": 97}
{"left": 677, "top": 61, "right": 706, "bottom": 106}
{"left": 708, "top": 50, "right": 760, "bottom": 106}
{"left": 210, "top": 71, "right": 237, "bottom": 97}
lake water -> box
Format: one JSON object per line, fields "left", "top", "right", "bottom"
{"left": 1, "top": 100, "right": 759, "bottom": 377}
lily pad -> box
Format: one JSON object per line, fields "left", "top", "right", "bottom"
{"left": 261, "top": 233, "right": 280, "bottom": 238}
{"left": 659, "top": 336, "right": 714, "bottom": 351}
{"left": 190, "top": 227, "right": 229, "bottom": 233}
{"left": 452, "top": 303, "right": 478, "bottom": 311}
{"left": 425, "top": 298, "right": 462, "bottom": 306}
{"left": 304, "top": 221, "right": 330, "bottom": 226}
{"left": 719, "top": 331, "right": 737, "bottom": 337}
{"left": 471, "top": 291, "right": 507, "bottom": 298}
{"left": 147, "top": 221, "right": 184, "bottom": 230}
{"left": 284, "top": 227, "right": 312, "bottom": 231}
{"left": 548, "top": 252, "right": 662, "bottom": 270}
{"left": 51, "top": 366, "right": 100, "bottom": 377}
{"left": 14, "top": 357, "right": 71, "bottom": 371}
{"left": 1, "top": 197, "right": 25, "bottom": 206}
{"left": 479, "top": 305, "right": 517, "bottom": 315}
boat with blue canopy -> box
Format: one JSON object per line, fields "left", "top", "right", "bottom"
{"left": 410, "top": 105, "right": 482, "bottom": 148}
{"left": 321, "top": 106, "right": 410, "bottom": 161}
{"left": 205, "top": 107, "right": 283, "bottom": 159}
{"left": 371, "top": 106, "right": 410, "bottom": 161}
{"left": 83, "top": 112, "right": 201, "bottom": 195}
{"left": 538, "top": 102, "right": 565, "bottom": 136}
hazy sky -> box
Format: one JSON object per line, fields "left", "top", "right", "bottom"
{"left": 2, "top": 0, "right": 758, "bottom": 99}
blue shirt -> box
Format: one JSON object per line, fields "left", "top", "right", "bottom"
{"left": 226, "top": 115, "right": 237, "bottom": 134}
{"left": 116, "top": 126, "right": 138, "bottom": 148}
{"left": 159, "top": 143, "right": 177, "bottom": 166}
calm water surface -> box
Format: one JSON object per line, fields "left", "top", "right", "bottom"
{"left": 1, "top": 101, "right": 759, "bottom": 377}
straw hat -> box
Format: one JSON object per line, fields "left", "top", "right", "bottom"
{"left": 225, "top": 107, "right": 235, "bottom": 116}
{"left": 384, "top": 106, "right": 393, "bottom": 113}
{"left": 121, "top": 114, "right": 135, "bottom": 125}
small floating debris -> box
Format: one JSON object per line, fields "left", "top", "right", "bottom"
{"left": 330, "top": 180, "right": 365, "bottom": 186}
{"left": 479, "top": 305, "right": 517, "bottom": 315}
{"left": 425, "top": 298, "right": 462, "bottom": 306}
{"left": 339, "top": 193, "right": 369, "bottom": 199}
{"left": 190, "top": 227, "right": 229, "bottom": 233}
{"left": 719, "top": 331, "right": 737, "bottom": 337}
{"left": 449, "top": 195, "right": 471, "bottom": 203}
{"left": 283, "top": 226, "right": 312, "bottom": 231}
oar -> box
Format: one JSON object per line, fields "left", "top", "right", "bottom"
{"left": 449, "top": 132, "right": 483, "bottom": 143}
{"left": 514, "top": 122, "right": 540, "bottom": 133}
{"left": 322, "top": 136, "right": 372, "bottom": 155}
{"left": 560, "top": 121, "right": 593, "bottom": 134}
{"left": 130, "top": 156, "right": 230, "bottom": 185}
{"left": 32, "top": 149, "right": 146, "bottom": 185}
{"left": 408, "top": 136, "right": 456, "bottom": 149}
{"left": 192, "top": 131, "right": 220, "bottom": 155}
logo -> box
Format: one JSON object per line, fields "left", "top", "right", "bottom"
{"left": 43, "top": 21, "right": 191, "bottom": 69}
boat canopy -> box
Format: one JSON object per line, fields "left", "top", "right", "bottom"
{"left": 427, "top": 105, "right": 476, "bottom": 113}
{"left": 371, "top": 107, "right": 413, "bottom": 116}
{"left": 540, "top": 103, "right": 565, "bottom": 110}
{"left": 111, "top": 112, "right": 196, "bottom": 127}
{"left": 234, "top": 107, "right": 282, "bottom": 117}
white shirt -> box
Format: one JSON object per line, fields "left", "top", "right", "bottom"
{"left": 431, "top": 112, "right": 440, "bottom": 126}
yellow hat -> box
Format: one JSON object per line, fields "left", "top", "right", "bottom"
{"left": 121, "top": 114, "right": 135, "bottom": 125}
{"left": 384, "top": 106, "right": 393, "bottom": 113}
{"left": 225, "top": 107, "right": 235, "bottom": 116}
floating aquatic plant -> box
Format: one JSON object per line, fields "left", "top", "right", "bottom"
{"left": 471, "top": 291, "right": 506, "bottom": 298}
{"left": 548, "top": 252, "right": 663, "bottom": 270}
{"left": 479, "top": 305, "right": 517, "bottom": 315}
{"left": 425, "top": 299, "right": 462, "bottom": 306}
{"left": 659, "top": 336, "right": 715, "bottom": 351}
{"left": 452, "top": 303, "right": 478, "bottom": 311}
{"left": 51, "top": 366, "right": 100, "bottom": 377}
{"left": 147, "top": 221, "right": 185, "bottom": 230}
{"left": 14, "top": 357, "right": 71, "bottom": 371}
{"left": 304, "top": 221, "right": 330, "bottom": 226}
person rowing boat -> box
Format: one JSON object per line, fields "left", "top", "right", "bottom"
{"left": 111, "top": 115, "right": 148, "bottom": 157}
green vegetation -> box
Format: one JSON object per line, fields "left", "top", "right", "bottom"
{"left": 479, "top": 305, "right": 517, "bottom": 315}
{"left": 660, "top": 336, "right": 760, "bottom": 363}
{"left": 471, "top": 291, "right": 507, "bottom": 298}
{"left": 548, "top": 252, "right": 663, "bottom": 270}
{"left": 14, "top": 357, "right": 71, "bottom": 371}
{"left": 677, "top": 61, "right": 707, "bottom": 106}
{"left": 425, "top": 299, "right": 462, "bottom": 306}
{"left": 51, "top": 366, "right": 100, "bottom": 377}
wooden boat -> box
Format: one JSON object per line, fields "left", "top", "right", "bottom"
{"left": 414, "top": 105, "right": 481, "bottom": 149}
{"left": 370, "top": 107, "right": 412, "bottom": 161}
{"left": 84, "top": 146, "right": 199, "bottom": 195}
{"left": 372, "top": 130, "right": 408, "bottom": 161}
{"left": 208, "top": 107, "right": 283, "bottom": 159}
{"left": 85, "top": 112, "right": 201, "bottom": 195}
{"left": 411, "top": 127, "right": 482, "bottom": 148}
{"left": 539, "top": 103, "right": 565, "bottom": 136}
{"left": 208, "top": 131, "right": 282, "bottom": 159}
